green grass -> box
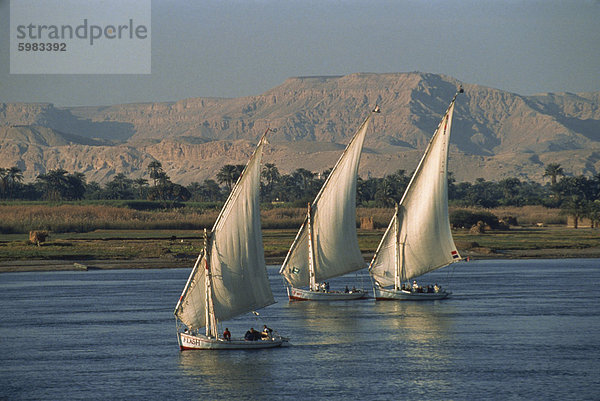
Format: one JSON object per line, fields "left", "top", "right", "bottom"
{"left": 454, "top": 226, "right": 600, "bottom": 252}
{"left": 3, "top": 226, "right": 598, "bottom": 263}
{"left": 1, "top": 203, "right": 594, "bottom": 263}
{"left": 0, "top": 236, "right": 204, "bottom": 261}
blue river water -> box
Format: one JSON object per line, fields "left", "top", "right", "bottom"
{"left": 1, "top": 259, "right": 599, "bottom": 400}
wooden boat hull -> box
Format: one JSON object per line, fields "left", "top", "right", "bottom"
{"left": 373, "top": 286, "right": 450, "bottom": 301}
{"left": 287, "top": 286, "right": 367, "bottom": 301}
{"left": 178, "top": 332, "right": 286, "bottom": 350}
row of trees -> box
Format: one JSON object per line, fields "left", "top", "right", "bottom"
{"left": 0, "top": 163, "right": 192, "bottom": 202}
{"left": 1, "top": 162, "right": 598, "bottom": 224}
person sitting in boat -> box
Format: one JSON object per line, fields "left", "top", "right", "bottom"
{"left": 253, "top": 328, "right": 262, "bottom": 341}
{"left": 245, "top": 328, "right": 260, "bottom": 341}
{"left": 344, "top": 285, "right": 349, "bottom": 293}
{"left": 325, "top": 282, "right": 330, "bottom": 292}
{"left": 261, "top": 325, "right": 273, "bottom": 339}
{"left": 434, "top": 284, "right": 441, "bottom": 293}
{"left": 412, "top": 280, "right": 419, "bottom": 292}
{"left": 223, "top": 328, "right": 231, "bottom": 341}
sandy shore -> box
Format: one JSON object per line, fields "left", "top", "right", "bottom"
{"left": 0, "top": 258, "right": 194, "bottom": 273}
{"left": 0, "top": 255, "right": 298, "bottom": 273}
{"left": 2, "top": 248, "right": 600, "bottom": 273}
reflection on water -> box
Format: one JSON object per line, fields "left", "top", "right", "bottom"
{"left": 284, "top": 301, "right": 369, "bottom": 346}
{"left": 374, "top": 301, "right": 454, "bottom": 342}
{"left": 178, "top": 350, "right": 274, "bottom": 396}
{"left": 373, "top": 301, "right": 455, "bottom": 391}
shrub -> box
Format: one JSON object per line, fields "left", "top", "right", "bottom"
{"left": 450, "top": 210, "right": 503, "bottom": 229}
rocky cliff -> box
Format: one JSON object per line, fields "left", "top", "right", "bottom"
{"left": 1, "top": 72, "right": 599, "bottom": 184}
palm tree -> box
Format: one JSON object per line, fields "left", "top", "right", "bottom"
{"left": 561, "top": 195, "right": 587, "bottom": 229}
{"left": 357, "top": 177, "right": 378, "bottom": 205}
{"left": 292, "top": 168, "right": 315, "bottom": 192}
{"left": 447, "top": 171, "right": 458, "bottom": 200}
{"left": 499, "top": 177, "right": 522, "bottom": 205}
{"left": 0, "top": 166, "right": 24, "bottom": 199}
{"left": 586, "top": 200, "right": 600, "bottom": 229}
{"left": 7, "top": 166, "right": 24, "bottom": 193}
{"left": 390, "top": 169, "right": 410, "bottom": 198}
{"left": 66, "top": 172, "right": 87, "bottom": 200}
{"left": 104, "top": 173, "right": 134, "bottom": 199}
{"left": 36, "top": 169, "right": 69, "bottom": 201}
{"left": 234, "top": 164, "right": 245, "bottom": 177}
{"left": 261, "top": 163, "right": 281, "bottom": 200}
{"left": 216, "top": 164, "right": 240, "bottom": 191}
{"left": 543, "top": 163, "right": 564, "bottom": 185}
{"left": 374, "top": 176, "right": 397, "bottom": 207}
{"left": 202, "top": 179, "right": 223, "bottom": 202}
{"left": 465, "top": 178, "right": 501, "bottom": 208}
{"left": 147, "top": 161, "right": 164, "bottom": 187}
{"left": 133, "top": 178, "right": 149, "bottom": 199}
{"left": 186, "top": 182, "right": 202, "bottom": 201}
{"left": 0, "top": 168, "right": 8, "bottom": 197}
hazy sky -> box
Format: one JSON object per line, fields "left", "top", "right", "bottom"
{"left": 1, "top": 0, "right": 599, "bottom": 106}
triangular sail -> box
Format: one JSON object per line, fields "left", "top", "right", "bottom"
{"left": 174, "top": 134, "right": 274, "bottom": 329}
{"left": 280, "top": 113, "right": 374, "bottom": 287}
{"left": 368, "top": 210, "right": 398, "bottom": 287}
{"left": 370, "top": 93, "right": 461, "bottom": 286}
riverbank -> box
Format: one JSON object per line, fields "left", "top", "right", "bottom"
{"left": 1, "top": 226, "right": 599, "bottom": 273}
{"left": 2, "top": 249, "right": 600, "bottom": 273}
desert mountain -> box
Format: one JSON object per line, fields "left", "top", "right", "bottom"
{"left": 1, "top": 72, "right": 599, "bottom": 185}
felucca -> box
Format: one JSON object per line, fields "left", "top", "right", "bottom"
{"left": 279, "top": 106, "right": 380, "bottom": 301}
{"left": 174, "top": 129, "right": 288, "bottom": 349}
{"left": 369, "top": 89, "right": 463, "bottom": 300}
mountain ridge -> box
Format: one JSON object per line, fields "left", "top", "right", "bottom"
{"left": 1, "top": 72, "right": 599, "bottom": 185}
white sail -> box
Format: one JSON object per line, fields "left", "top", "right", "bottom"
{"left": 370, "top": 95, "right": 461, "bottom": 286}
{"left": 280, "top": 113, "right": 373, "bottom": 287}
{"left": 368, "top": 210, "right": 398, "bottom": 287}
{"left": 175, "top": 135, "right": 274, "bottom": 330}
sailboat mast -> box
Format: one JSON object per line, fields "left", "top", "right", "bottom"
{"left": 307, "top": 202, "right": 317, "bottom": 291}
{"left": 203, "top": 228, "right": 218, "bottom": 338}
{"left": 394, "top": 204, "right": 401, "bottom": 290}
{"left": 203, "top": 229, "right": 211, "bottom": 336}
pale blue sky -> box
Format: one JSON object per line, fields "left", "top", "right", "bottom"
{"left": 1, "top": 0, "right": 599, "bottom": 106}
